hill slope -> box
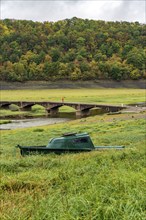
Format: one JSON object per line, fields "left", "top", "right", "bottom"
{"left": 0, "top": 17, "right": 145, "bottom": 81}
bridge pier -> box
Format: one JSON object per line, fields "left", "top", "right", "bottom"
{"left": 46, "top": 107, "right": 59, "bottom": 116}
{"left": 45, "top": 109, "right": 49, "bottom": 116}
{"left": 111, "top": 107, "right": 121, "bottom": 112}
{"left": 104, "top": 107, "right": 120, "bottom": 112}
{"left": 76, "top": 109, "right": 91, "bottom": 118}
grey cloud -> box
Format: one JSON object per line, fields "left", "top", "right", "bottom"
{"left": 1, "top": 1, "right": 66, "bottom": 21}
{"left": 109, "top": 1, "right": 145, "bottom": 22}
{"left": 1, "top": 0, "right": 145, "bottom": 23}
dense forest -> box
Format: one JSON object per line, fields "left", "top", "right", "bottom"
{"left": 0, "top": 17, "right": 145, "bottom": 81}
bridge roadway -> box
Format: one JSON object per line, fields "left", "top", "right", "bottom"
{"left": 0, "top": 100, "right": 125, "bottom": 117}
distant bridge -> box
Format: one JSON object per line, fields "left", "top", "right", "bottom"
{"left": 0, "top": 101, "right": 126, "bottom": 117}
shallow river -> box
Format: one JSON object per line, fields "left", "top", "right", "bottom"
{"left": 0, "top": 117, "right": 71, "bottom": 130}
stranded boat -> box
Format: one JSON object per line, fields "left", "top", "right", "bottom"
{"left": 16, "top": 132, "right": 125, "bottom": 156}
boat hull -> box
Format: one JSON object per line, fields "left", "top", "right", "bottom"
{"left": 18, "top": 146, "right": 92, "bottom": 156}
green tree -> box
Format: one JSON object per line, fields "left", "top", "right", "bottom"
{"left": 70, "top": 67, "right": 81, "bottom": 80}
{"left": 13, "top": 62, "right": 27, "bottom": 81}
{"left": 0, "top": 18, "right": 145, "bottom": 81}
{"left": 50, "top": 48, "right": 61, "bottom": 62}
{"left": 126, "top": 48, "right": 145, "bottom": 70}
{"left": 130, "top": 69, "right": 142, "bottom": 80}
{"left": 43, "top": 61, "right": 60, "bottom": 80}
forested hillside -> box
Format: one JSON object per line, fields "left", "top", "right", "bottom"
{"left": 0, "top": 17, "right": 145, "bottom": 81}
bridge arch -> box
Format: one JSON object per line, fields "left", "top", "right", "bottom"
{"left": 59, "top": 105, "right": 76, "bottom": 113}
{"left": 0, "top": 103, "right": 11, "bottom": 110}
{"left": 31, "top": 104, "right": 46, "bottom": 114}
{"left": 9, "top": 104, "right": 20, "bottom": 111}
{"left": 20, "top": 102, "right": 49, "bottom": 111}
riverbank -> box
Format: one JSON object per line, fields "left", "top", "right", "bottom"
{"left": 0, "top": 79, "right": 146, "bottom": 90}
{"left": 1, "top": 110, "right": 146, "bottom": 130}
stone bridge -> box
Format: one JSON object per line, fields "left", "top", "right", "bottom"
{"left": 0, "top": 101, "right": 125, "bottom": 117}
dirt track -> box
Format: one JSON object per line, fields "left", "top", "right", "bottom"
{"left": 103, "top": 109, "right": 146, "bottom": 123}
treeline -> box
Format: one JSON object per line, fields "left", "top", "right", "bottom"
{"left": 0, "top": 17, "right": 145, "bottom": 81}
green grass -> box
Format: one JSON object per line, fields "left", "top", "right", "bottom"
{"left": 0, "top": 105, "right": 47, "bottom": 119}
{"left": 0, "top": 113, "right": 145, "bottom": 220}
{"left": 0, "top": 88, "right": 145, "bottom": 104}
{"left": 0, "top": 88, "right": 145, "bottom": 219}
{"left": 0, "top": 119, "right": 12, "bottom": 125}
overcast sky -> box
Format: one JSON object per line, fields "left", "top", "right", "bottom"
{"left": 1, "top": 0, "right": 145, "bottom": 23}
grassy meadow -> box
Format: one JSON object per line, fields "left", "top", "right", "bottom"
{"left": 0, "top": 88, "right": 145, "bottom": 104}
{"left": 0, "top": 88, "right": 146, "bottom": 219}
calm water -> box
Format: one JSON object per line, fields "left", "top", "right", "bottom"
{"left": 0, "top": 108, "right": 103, "bottom": 130}
{"left": 0, "top": 117, "right": 71, "bottom": 130}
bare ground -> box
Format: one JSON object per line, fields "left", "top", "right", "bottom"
{"left": 98, "top": 109, "right": 146, "bottom": 123}
{"left": 0, "top": 80, "right": 146, "bottom": 90}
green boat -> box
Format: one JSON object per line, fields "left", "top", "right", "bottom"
{"left": 16, "top": 132, "right": 125, "bottom": 156}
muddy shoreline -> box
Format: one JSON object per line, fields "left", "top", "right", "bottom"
{"left": 0, "top": 80, "right": 146, "bottom": 90}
